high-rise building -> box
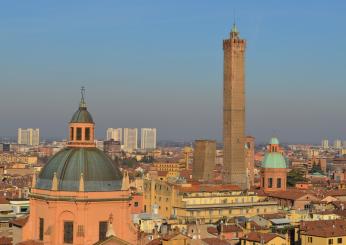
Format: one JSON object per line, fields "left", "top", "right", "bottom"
{"left": 17, "top": 128, "right": 40, "bottom": 146}
{"left": 192, "top": 140, "right": 216, "bottom": 181}
{"left": 334, "top": 139, "right": 342, "bottom": 149}
{"left": 223, "top": 24, "right": 247, "bottom": 189}
{"left": 106, "top": 128, "right": 122, "bottom": 143}
{"left": 124, "top": 128, "right": 138, "bottom": 152}
{"left": 322, "top": 139, "right": 329, "bottom": 149}
{"left": 140, "top": 128, "right": 157, "bottom": 150}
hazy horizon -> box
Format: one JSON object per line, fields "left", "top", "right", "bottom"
{"left": 1, "top": 1, "right": 345, "bottom": 143}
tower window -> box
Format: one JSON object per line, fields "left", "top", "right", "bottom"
{"left": 64, "top": 221, "right": 73, "bottom": 244}
{"left": 268, "top": 178, "right": 273, "bottom": 188}
{"left": 99, "top": 221, "right": 108, "bottom": 241}
{"left": 70, "top": 127, "right": 74, "bottom": 141}
{"left": 85, "top": 128, "right": 90, "bottom": 141}
{"left": 277, "top": 178, "right": 282, "bottom": 188}
{"left": 39, "top": 218, "right": 44, "bottom": 241}
{"left": 76, "top": 128, "right": 82, "bottom": 141}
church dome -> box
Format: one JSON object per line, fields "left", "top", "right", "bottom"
{"left": 262, "top": 152, "right": 287, "bottom": 169}
{"left": 70, "top": 107, "right": 94, "bottom": 123}
{"left": 36, "top": 147, "right": 123, "bottom": 191}
{"left": 269, "top": 137, "right": 279, "bottom": 145}
{"left": 36, "top": 89, "right": 122, "bottom": 192}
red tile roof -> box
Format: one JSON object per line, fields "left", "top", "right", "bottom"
{"left": 146, "top": 238, "right": 161, "bottom": 245}
{"left": 300, "top": 220, "right": 346, "bottom": 237}
{"left": 202, "top": 238, "right": 231, "bottom": 245}
{"left": 176, "top": 184, "right": 241, "bottom": 193}
{"left": 207, "top": 225, "right": 242, "bottom": 235}
{"left": 241, "top": 232, "right": 283, "bottom": 243}
{"left": 16, "top": 240, "right": 43, "bottom": 245}
{"left": 267, "top": 190, "right": 317, "bottom": 201}
{"left": 10, "top": 216, "right": 28, "bottom": 228}
{"left": 0, "top": 236, "right": 12, "bottom": 245}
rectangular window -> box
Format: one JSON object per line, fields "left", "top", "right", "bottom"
{"left": 262, "top": 177, "right": 265, "bottom": 187}
{"left": 329, "top": 239, "right": 334, "bottom": 244}
{"left": 277, "top": 178, "right": 282, "bottom": 188}
{"left": 338, "top": 238, "right": 342, "bottom": 244}
{"left": 64, "top": 221, "right": 73, "bottom": 244}
{"left": 99, "top": 221, "right": 108, "bottom": 241}
{"left": 268, "top": 178, "right": 273, "bottom": 188}
{"left": 70, "top": 127, "right": 74, "bottom": 141}
{"left": 76, "top": 128, "right": 82, "bottom": 141}
{"left": 77, "top": 225, "right": 84, "bottom": 237}
{"left": 134, "top": 202, "right": 139, "bottom": 207}
{"left": 39, "top": 218, "right": 44, "bottom": 241}
{"left": 85, "top": 128, "right": 90, "bottom": 141}
{"left": 308, "top": 237, "right": 313, "bottom": 243}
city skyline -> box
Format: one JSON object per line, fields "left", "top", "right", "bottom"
{"left": 1, "top": 1, "right": 346, "bottom": 143}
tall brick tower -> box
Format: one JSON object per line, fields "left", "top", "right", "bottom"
{"left": 223, "top": 24, "right": 247, "bottom": 189}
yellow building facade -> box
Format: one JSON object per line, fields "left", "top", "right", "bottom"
{"left": 143, "top": 180, "right": 279, "bottom": 224}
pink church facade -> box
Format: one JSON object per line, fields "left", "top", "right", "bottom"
{"left": 20, "top": 91, "right": 138, "bottom": 245}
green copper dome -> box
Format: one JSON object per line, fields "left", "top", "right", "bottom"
{"left": 70, "top": 107, "right": 94, "bottom": 123}
{"left": 36, "top": 147, "right": 122, "bottom": 191}
{"left": 269, "top": 137, "right": 279, "bottom": 145}
{"left": 70, "top": 88, "right": 94, "bottom": 123}
{"left": 262, "top": 152, "right": 287, "bottom": 169}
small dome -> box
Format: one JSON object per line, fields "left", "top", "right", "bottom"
{"left": 269, "top": 137, "right": 279, "bottom": 145}
{"left": 70, "top": 107, "right": 94, "bottom": 123}
{"left": 262, "top": 152, "right": 287, "bottom": 169}
{"left": 36, "top": 147, "right": 122, "bottom": 191}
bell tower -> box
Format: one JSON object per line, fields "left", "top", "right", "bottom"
{"left": 223, "top": 24, "right": 247, "bottom": 189}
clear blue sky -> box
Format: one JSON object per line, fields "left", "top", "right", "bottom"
{"left": 0, "top": 0, "right": 345, "bottom": 144}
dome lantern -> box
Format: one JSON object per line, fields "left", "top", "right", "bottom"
{"left": 68, "top": 87, "right": 96, "bottom": 148}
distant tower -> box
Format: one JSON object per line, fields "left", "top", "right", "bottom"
{"left": 322, "top": 139, "right": 329, "bottom": 149}
{"left": 245, "top": 136, "right": 255, "bottom": 187}
{"left": 192, "top": 140, "right": 216, "bottom": 181}
{"left": 223, "top": 23, "right": 247, "bottom": 189}
{"left": 260, "top": 137, "right": 287, "bottom": 192}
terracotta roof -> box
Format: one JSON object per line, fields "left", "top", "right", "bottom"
{"left": 146, "top": 238, "right": 161, "bottom": 245}
{"left": 0, "top": 236, "right": 12, "bottom": 245}
{"left": 16, "top": 241, "right": 43, "bottom": 245}
{"left": 325, "top": 189, "right": 346, "bottom": 197}
{"left": 0, "top": 198, "right": 9, "bottom": 204}
{"left": 176, "top": 184, "right": 241, "bottom": 193}
{"left": 9, "top": 216, "right": 29, "bottom": 228}
{"left": 157, "top": 171, "right": 168, "bottom": 177}
{"left": 202, "top": 238, "right": 231, "bottom": 245}
{"left": 241, "top": 232, "right": 283, "bottom": 243}
{"left": 207, "top": 225, "right": 242, "bottom": 235}
{"left": 267, "top": 190, "right": 317, "bottom": 201}
{"left": 161, "top": 233, "right": 190, "bottom": 241}
{"left": 93, "top": 235, "right": 133, "bottom": 245}
{"left": 300, "top": 220, "right": 346, "bottom": 238}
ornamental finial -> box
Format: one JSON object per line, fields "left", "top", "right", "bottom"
{"left": 80, "top": 86, "right": 87, "bottom": 108}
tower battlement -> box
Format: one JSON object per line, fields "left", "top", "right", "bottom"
{"left": 223, "top": 38, "right": 246, "bottom": 50}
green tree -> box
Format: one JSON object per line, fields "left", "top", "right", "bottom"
{"left": 287, "top": 168, "right": 307, "bottom": 187}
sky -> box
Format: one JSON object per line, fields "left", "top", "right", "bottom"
{"left": 0, "top": 0, "right": 345, "bottom": 144}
